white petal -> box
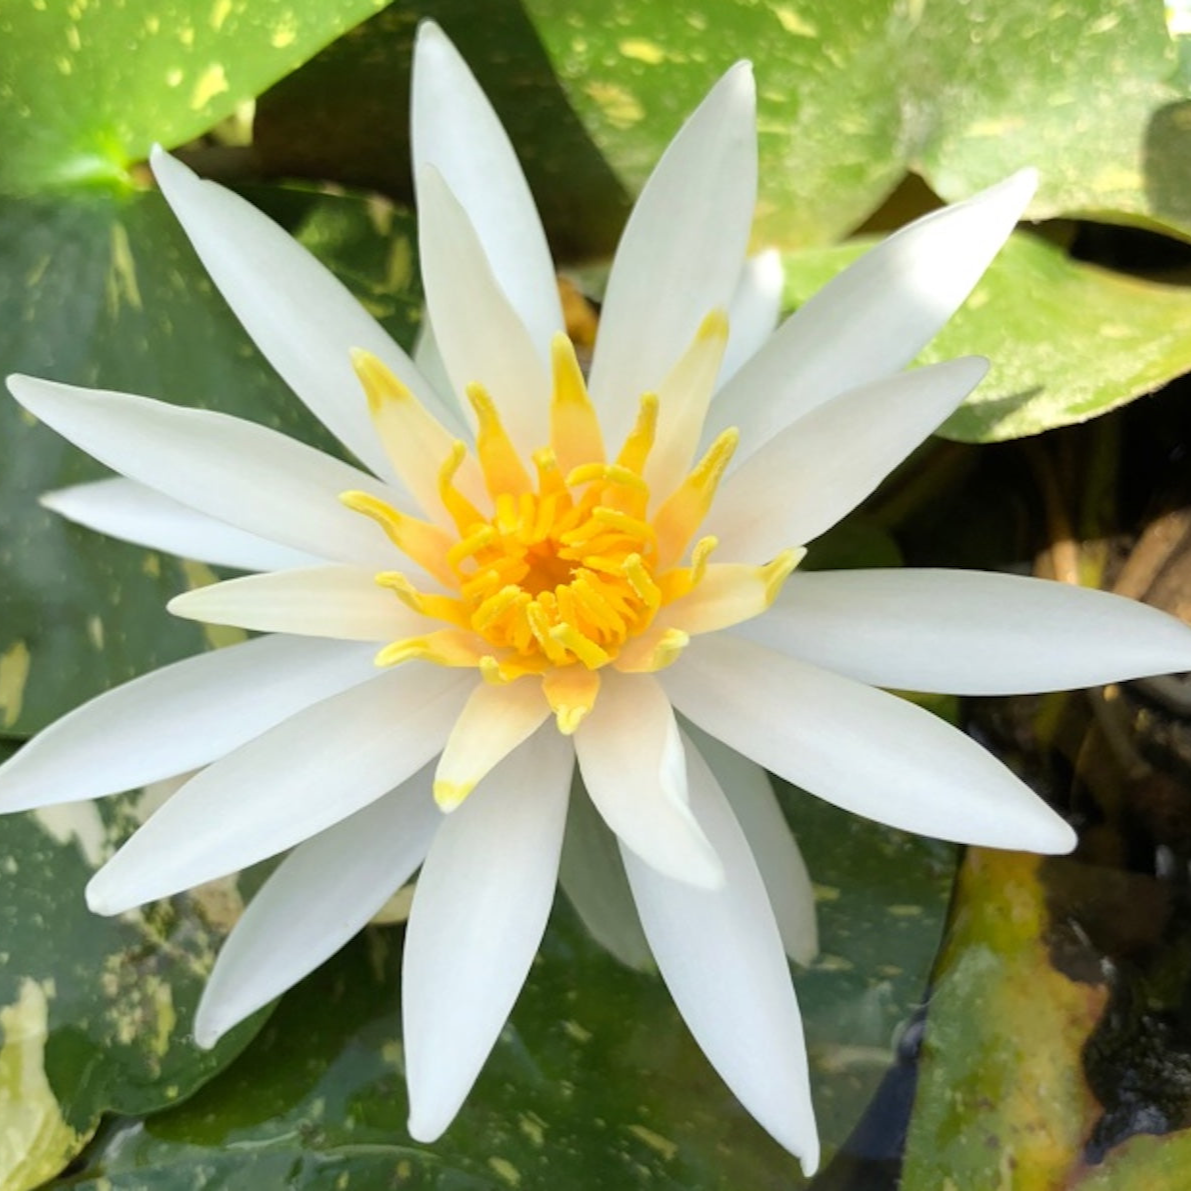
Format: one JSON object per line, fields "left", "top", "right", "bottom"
{"left": 193, "top": 762, "right": 441, "bottom": 1047}
{"left": 718, "top": 250, "right": 784, "bottom": 387}
{"left": 168, "top": 565, "right": 422, "bottom": 641}
{"left": 587, "top": 63, "right": 757, "bottom": 447}
{"left": 9, "top": 375, "right": 405, "bottom": 571}
{"left": 663, "top": 634, "right": 1076, "bottom": 853}
{"left": 706, "top": 358, "right": 988, "bottom": 561}
{"left": 0, "top": 636, "right": 379, "bottom": 812}
{"left": 559, "top": 776, "right": 653, "bottom": 970}
{"left": 42, "top": 478, "right": 324, "bottom": 571}
{"left": 739, "top": 567, "right": 1191, "bottom": 694}
{"left": 574, "top": 671, "right": 723, "bottom": 888}
{"left": 416, "top": 167, "right": 550, "bottom": 455}
{"left": 622, "top": 733, "right": 819, "bottom": 1173}
{"left": 412, "top": 22, "right": 563, "bottom": 364}
{"left": 152, "top": 147, "right": 463, "bottom": 473}
{"left": 434, "top": 679, "right": 550, "bottom": 809}
{"left": 684, "top": 722, "right": 817, "bottom": 964}
{"left": 404, "top": 723, "right": 572, "bottom": 1142}
{"left": 712, "top": 170, "right": 1036, "bottom": 463}
{"left": 85, "top": 666, "right": 474, "bottom": 913}
{"left": 412, "top": 317, "right": 457, "bottom": 415}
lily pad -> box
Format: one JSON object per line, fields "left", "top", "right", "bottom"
{"left": 0, "top": 0, "right": 389, "bottom": 195}
{"left": 53, "top": 782, "right": 955, "bottom": 1189}
{"left": 0, "top": 189, "right": 420, "bottom": 737}
{"left": 780, "top": 231, "right": 1191, "bottom": 443}
{"left": 522, "top": 0, "right": 1191, "bottom": 247}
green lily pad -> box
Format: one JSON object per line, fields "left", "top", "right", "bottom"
{"left": 0, "top": 0, "right": 389, "bottom": 195}
{"left": 0, "top": 740, "right": 267, "bottom": 1191}
{"left": 0, "top": 189, "right": 420, "bottom": 737}
{"left": 52, "top": 782, "right": 955, "bottom": 1189}
{"left": 780, "top": 231, "right": 1191, "bottom": 442}
{"left": 520, "top": 0, "right": 1191, "bottom": 248}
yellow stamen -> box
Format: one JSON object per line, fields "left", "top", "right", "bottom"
{"left": 337, "top": 325, "right": 799, "bottom": 732}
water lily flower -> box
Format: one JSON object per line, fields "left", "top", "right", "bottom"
{"left": 4, "top": 22, "right": 1191, "bottom": 1175}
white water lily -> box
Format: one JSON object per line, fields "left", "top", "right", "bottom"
{"left": 4, "top": 22, "right": 1191, "bottom": 1174}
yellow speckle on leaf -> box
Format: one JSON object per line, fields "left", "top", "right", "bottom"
{"left": 0, "top": 980, "right": 90, "bottom": 1188}
{"left": 86, "top": 615, "right": 104, "bottom": 651}
{"left": 628, "top": 1124, "right": 679, "bottom": 1160}
{"left": 562, "top": 1018, "right": 592, "bottom": 1043}
{"left": 618, "top": 37, "right": 666, "bottom": 64}
{"left": 0, "top": 641, "right": 30, "bottom": 729}
{"left": 165, "top": 67, "right": 184, "bottom": 87}
{"left": 210, "top": 0, "right": 233, "bottom": 30}
{"left": 487, "top": 1157, "right": 521, "bottom": 1186}
{"left": 65, "top": 24, "right": 81, "bottom": 50}
{"left": 55, "top": 56, "right": 73, "bottom": 75}
{"left": 774, "top": 5, "right": 819, "bottom": 36}
{"left": 33, "top": 802, "right": 107, "bottom": 867}
{"left": 585, "top": 81, "right": 645, "bottom": 129}
{"left": 518, "top": 1113, "right": 546, "bottom": 1147}
{"left": 271, "top": 16, "right": 298, "bottom": 48}
{"left": 107, "top": 222, "right": 143, "bottom": 313}
{"left": 178, "top": 23, "right": 195, "bottom": 46}
{"left": 888, "top": 903, "right": 924, "bottom": 917}
{"left": 191, "top": 63, "right": 229, "bottom": 110}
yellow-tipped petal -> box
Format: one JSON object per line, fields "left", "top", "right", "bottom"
{"left": 652, "top": 428, "right": 739, "bottom": 568}
{"left": 662, "top": 547, "right": 806, "bottom": 636}
{"left": 433, "top": 680, "right": 550, "bottom": 810}
{"left": 542, "top": 666, "right": 601, "bottom": 734}
{"left": 647, "top": 309, "right": 730, "bottom": 498}
{"left": 615, "top": 392, "right": 659, "bottom": 477}
{"left": 550, "top": 332, "right": 605, "bottom": 473}
{"left": 374, "top": 571, "right": 471, "bottom": 628}
{"left": 351, "top": 349, "right": 479, "bottom": 521}
{"left": 613, "top": 626, "right": 691, "bottom": 673}
{"left": 467, "top": 381, "right": 533, "bottom": 497}
{"left": 340, "top": 490, "right": 459, "bottom": 588}
{"left": 375, "top": 628, "right": 485, "bottom": 668}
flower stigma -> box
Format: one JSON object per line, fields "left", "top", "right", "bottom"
{"left": 342, "top": 318, "right": 804, "bottom": 743}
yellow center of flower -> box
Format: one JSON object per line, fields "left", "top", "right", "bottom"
{"left": 341, "top": 316, "right": 802, "bottom": 736}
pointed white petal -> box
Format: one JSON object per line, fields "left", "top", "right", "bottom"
{"left": 168, "top": 565, "right": 422, "bottom": 642}
{"left": 434, "top": 679, "right": 550, "bottom": 809}
{"left": 404, "top": 724, "right": 572, "bottom": 1142}
{"left": 684, "top": 723, "right": 817, "bottom": 964}
{"left": 718, "top": 250, "right": 784, "bottom": 387}
{"left": 739, "top": 567, "right": 1191, "bottom": 694}
{"left": 85, "top": 666, "right": 474, "bottom": 914}
{"left": 42, "top": 478, "right": 324, "bottom": 571}
{"left": 712, "top": 170, "right": 1036, "bottom": 462}
{"left": 0, "top": 637, "right": 379, "bottom": 812}
{"left": 9, "top": 375, "right": 405, "bottom": 571}
{"left": 623, "top": 734, "right": 819, "bottom": 1173}
{"left": 706, "top": 358, "right": 988, "bottom": 561}
{"left": 152, "top": 147, "right": 463, "bottom": 474}
{"left": 194, "top": 763, "right": 441, "bottom": 1047}
{"left": 412, "top": 22, "right": 563, "bottom": 364}
{"left": 416, "top": 167, "right": 550, "bottom": 455}
{"left": 663, "top": 634, "right": 1076, "bottom": 853}
{"left": 559, "top": 776, "right": 653, "bottom": 970}
{"left": 574, "top": 671, "right": 723, "bottom": 888}
{"left": 588, "top": 63, "right": 757, "bottom": 447}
